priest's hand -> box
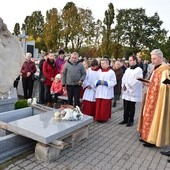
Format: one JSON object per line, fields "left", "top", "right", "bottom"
{"left": 143, "top": 82, "right": 149, "bottom": 86}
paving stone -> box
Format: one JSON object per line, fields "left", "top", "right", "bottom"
{"left": 148, "top": 163, "right": 158, "bottom": 170}
{"left": 66, "top": 159, "right": 79, "bottom": 168}
{"left": 123, "top": 161, "right": 133, "bottom": 169}
{"left": 23, "top": 162, "right": 38, "bottom": 170}
{"left": 90, "top": 158, "right": 100, "bottom": 166}
{"left": 31, "top": 165, "right": 44, "bottom": 170}
{"left": 75, "top": 162, "right": 86, "bottom": 169}
{"left": 101, "top": 162, "right": 114, "bottom": 170}
{"left": 1, "top": 102, "right": 170, "bottom": 170}
{"left": 96, "top": 160, "right": 107, "bottom": 168}
{"left": 131, "top": 163, "right": 141, "bottom": 170}
{"left": 141, "top": 159, "right": 151, "bottom": 168}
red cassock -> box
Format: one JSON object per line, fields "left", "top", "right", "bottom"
{"left": 82, "top": 100, "right": 96, "bottom": 116}
{"left": 95, "top": 99, "right": 112, "bottom": 121}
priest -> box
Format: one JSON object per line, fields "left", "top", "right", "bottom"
{"left": 138, "top": 49, "right": 170, "bottom": 147}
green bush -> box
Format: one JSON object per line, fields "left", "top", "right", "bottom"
{"left": 15, "top": 99, "right": 29, "bottom": 110}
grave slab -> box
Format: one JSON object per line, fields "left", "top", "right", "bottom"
{"left": 1, "top": 111, "right": 93, "bottom": 144}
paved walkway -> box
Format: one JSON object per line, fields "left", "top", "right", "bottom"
{"left": 1, "top": 100, "right": 170, "bottom": 170}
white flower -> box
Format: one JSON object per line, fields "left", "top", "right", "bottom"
{"left": 27, "top": 98, "right": 37, "bottom": 106}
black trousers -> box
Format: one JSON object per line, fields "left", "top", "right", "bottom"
{"left": 39, "top": 81, "right": 45, "bottom": 104}
{"left": 123, "top": 99, "right": 136, "bottom": 123}
{"left": 66, "top": 85, "right": 81, "bottom": 107}
{"left": 22, "top": 77, "right": 34, "bottom": 99}
{"left": 54, "top": 93, "right": 60, "bottom": 103}
{"left": 44, "top": 85, "right": 52, "bottom": 103}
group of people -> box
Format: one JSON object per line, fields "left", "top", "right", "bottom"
{"left": 105, "top": 49, "right": 170, "bottom": 163}
{"left": 38, "top": 50, "right": 65, "bottom": 108}
{"left": 19, "top": 48, "right": 170, "bottom": 162}
{"left": 82, "top": 58, "right": 117, "bottom": 122}
{"left": 117, "top": 49, "right": 170, "bottom": 162}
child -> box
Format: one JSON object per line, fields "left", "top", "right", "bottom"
{"left": 51, "top": 74, "right": 63, "bottom": 108}
{"left": 95, "top": 58, "right": 117, "bottom": 123}
{"left": 82, "top": 59, "right": 99, "bottom": 117}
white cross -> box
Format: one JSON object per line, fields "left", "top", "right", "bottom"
{"left": 18, "top": 30, "right": 29, "bottom": 54}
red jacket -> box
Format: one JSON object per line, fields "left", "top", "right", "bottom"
{"left": 43, "top": 60, "right": 58, "bottom": 86}
{"left": 21, "top": 60, "right": 36, "bottom": 78}
{"left": 50, "top": 80, "right": 63, "bottom": 94}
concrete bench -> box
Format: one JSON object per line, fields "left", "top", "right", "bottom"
{"left": 0, "top": 105, "right": 54, "bottom": 163}
{"left": 58, "top": 95, "right": 68, "bottom": 104}
{"left": 0, "top": 106, "right": 93, "bottom": 162}
{"left": 58, "top": 95, "right": 83, "bottom": 105}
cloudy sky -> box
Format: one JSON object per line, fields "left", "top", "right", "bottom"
{"left": 0, "top": 0, "right": 169, "bottom": 35}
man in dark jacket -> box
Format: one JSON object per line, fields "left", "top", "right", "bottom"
{"left": 38, "top": 52, "right": 49, "bottom": 104}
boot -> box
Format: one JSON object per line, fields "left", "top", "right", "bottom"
{"left": 53, "top": 103, "right": 57, "bottom": 109}
{"left": 53, "top": 103, "right": 60, "bottom": 109}
{"left": 46, "top": 102, "right": 53, "bottom": 108}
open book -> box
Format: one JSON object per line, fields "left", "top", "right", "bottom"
{"left": 162, "top": 79, "right": 170, "bottom": 85}
{"left": 137, "top": 78, "right": 150, "bottom": 83}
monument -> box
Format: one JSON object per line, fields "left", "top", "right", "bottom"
{"left": 0, "top": 18, "right": 24, "bottom": 98}
{"left": 0, "top": 18, "right": 25, "bottom": 112}
{"left": 19, "top": 30, "right": 38, "bottom": 58}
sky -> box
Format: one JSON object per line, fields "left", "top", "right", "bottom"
{"left": 0, "top": 0, "right": 170, "bottom": 36}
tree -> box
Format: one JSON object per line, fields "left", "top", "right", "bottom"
{"left": 61, "top": 2, "right": 79, "bottom": 50}
{"left": 113, "top": 8, "right": 168, "bottom": 53}
{"left": 24, "top": 11, "right": 44, "bottom": 39}
{"left": 22, "top": 11, "right": 45, "bottom": 52}
{"left": 161, "top": 37, "right": 170, "bottom": 61}
{"left": 76, "top": 8, "right": 95, "bottom": 49}
{"left": 144, "top": 12, "right": 167, "bottom": 51}
{"left": 93, "top": 19, "right": 103, "bottom": 48}
{"left": 101, "top": 3, "right": 115, "bottom": 57}
{"left": 13, "top": 23, "right": 20, "bottom": 36}
{"left": 43, "top": 8, "right": 62, "bottom": 51}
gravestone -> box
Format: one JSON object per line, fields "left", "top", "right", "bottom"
{"left": 0, "top": 18, "right": 25, "bottom": 112}
{"left": 0, "top": 18, "right": 24, "bottom": 96}
{"left": 0, "top": 107, "right": 93, "bottom": 162}
{"left": 0, "top": 105, "right": 54, "bottom": 163}
{"left": 0, "top": 88, "right": 18, "bottom": 113}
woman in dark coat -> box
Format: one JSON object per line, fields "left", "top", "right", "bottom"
{"left": 43, "top": 53, "right": 58, "bottom": 107}
{"left": 112, "top": 61, "right": 124, "bottom": 107}
{"left": 21, "top": 53, "right": 36, "bottom": 99}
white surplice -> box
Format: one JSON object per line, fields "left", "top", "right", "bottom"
{"left": 95, "top": 69, "right": 117, "bottom": 99}
{"left": 122, "top": 67, "right": 143, "bottom": 102}
{"left": 82, "top": 67, "right": 100, "bottom": 102}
